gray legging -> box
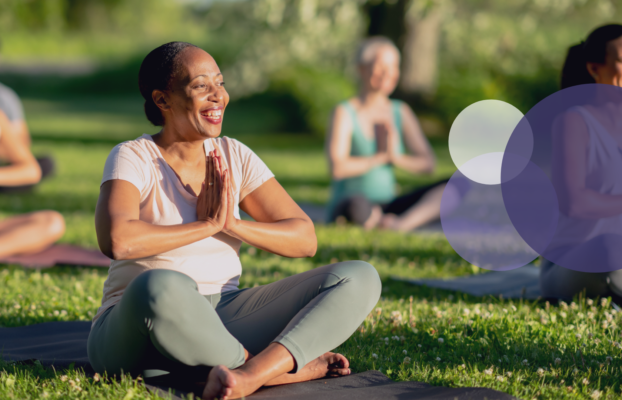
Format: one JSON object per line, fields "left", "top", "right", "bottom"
{"left": 540, "top": 259, "right": 622, "bottom": 300}
{"left": 87, "top": 261, "right": 381, "bottom": 378}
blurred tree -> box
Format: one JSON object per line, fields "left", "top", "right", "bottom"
{"left": 400, "top": 0, "right": 446, "bottom": 97}
{"left": 365, "top": 0, "right": 446, "bottom": 98}
{"left": 204, "top": 0, "right": 365, "bottom": 99}
{"left": 202, "top": 0, "right": 365, "bottom": 136}
{"left": 363, "top": 0, "right": 621, "bottom": 119}
{"left": 0, "top": 0, "right": 193, "bottom": 38}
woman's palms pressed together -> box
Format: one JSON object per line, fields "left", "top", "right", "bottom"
{"left": 197, "top": 148, "right": 231, "bottom": 232}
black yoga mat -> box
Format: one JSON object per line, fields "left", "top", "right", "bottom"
{"left": 0, "top": 322, "right": 518, "bottom": 400}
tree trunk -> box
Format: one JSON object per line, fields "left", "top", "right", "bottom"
{"left": 399, "top": 3, "right": 444, "bottom": 97}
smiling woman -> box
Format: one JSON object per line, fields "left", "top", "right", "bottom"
{"left": 87, "top": 42, "right": 381, "bottom": 400}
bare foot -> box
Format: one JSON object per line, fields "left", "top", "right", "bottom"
{"left": 363, "top": 206, "right": 383, "bottom": 230}
{"left": 378, "top": 213, "right": 399, "bottom": 230}
{"left": 265, "top": 352, "right": 351, "bottom": 386}
{"left": 202, "top": 365, "right": 237, "bottom": 400}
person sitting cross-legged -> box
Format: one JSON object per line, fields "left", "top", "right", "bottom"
{"left": 326, "top": 36, "right": 450, "bottom": 231}
{"left": 0, "top": 81, "right": 56, "bottom": 192}
{"left": 88, "top": 42, "right": 381, "bottom": 400}
{"left": 0, "top": 110, "right": 65, "bottom": 258}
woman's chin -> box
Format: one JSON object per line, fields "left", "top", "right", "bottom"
{"left": 198, "top": 125, "right": 223, "bottom": 139}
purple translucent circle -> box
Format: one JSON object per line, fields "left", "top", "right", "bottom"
{"left": 440, "top": 164, "right": 540, "bottom": 271}
{"left": 502, "top": 84, "right": 622, "bottom": 273}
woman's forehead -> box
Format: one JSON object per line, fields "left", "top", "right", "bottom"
{"left": 176, "top": 48, "right": 221, "bottom": 80}
{"left": 373, "top": 46, "right": 400, "bottom": 66}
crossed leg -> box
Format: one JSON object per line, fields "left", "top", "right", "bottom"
{"left": 87, "top": 261, "right": 382, "bottom": 400}
{"left": 0, "top": 211, "right": 65, "bottom": 258}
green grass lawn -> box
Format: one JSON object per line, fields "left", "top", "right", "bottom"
{"left": 0, "top": 96, "right": 620, "bottom": 399}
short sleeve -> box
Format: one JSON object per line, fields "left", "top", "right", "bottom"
{"left": 0, "top": 84, "right": 25, "bottom": 122}
{"left": 102, "top": 144, "right": 147, "bottom": 193}
{"left": 236, "top": 141, "right": 275, "bottom": 201}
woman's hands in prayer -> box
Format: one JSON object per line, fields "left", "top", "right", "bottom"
{"left": 374, "top": 121, "right": 399, "bottom": 165}
{"left": 221, "top": 158, "right": 239, "bottom": 236}
{"left": 197, "top": 148, "right": 231, "bottom": 232}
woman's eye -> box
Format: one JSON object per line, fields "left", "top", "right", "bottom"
{"left": 196, "top": 84, "right": 206, "bottom": 89}
{"left": 219, "top": 82, "right": 226, "bottom": 87}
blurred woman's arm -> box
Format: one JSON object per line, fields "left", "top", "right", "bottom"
{"left": 326, "top": 105, "right": 389, "bottom": 180}
{"left": 553, "top": 111, "right": 622, "bottom": 219}
{"left": 0, "top": 111, "right": 41, "bottom": 186}
{"left": 389, "top": 103, "right": 435, "bottom": 174}
{"left": 225, "top": 177, "right": 317, "bottom": 258}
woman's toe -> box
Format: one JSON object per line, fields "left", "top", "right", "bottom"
{"left": 328, "top": 367, "right": 351, "bottom": 376}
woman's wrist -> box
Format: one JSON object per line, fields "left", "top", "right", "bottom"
{"left": 198, "top": 219, "right": 224, "bottom": 236}
{"left": 372, "top": 152, "right": 389, "bottom": 166}
{"left": 222, "top": 217, "right": 242, "bottom": 239}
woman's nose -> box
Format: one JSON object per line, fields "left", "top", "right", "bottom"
{"left": 206, "top": 86, "right": 223, "bottom": 103}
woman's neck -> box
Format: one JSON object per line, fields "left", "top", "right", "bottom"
{"left": 153, "top": 127, "right": 207, "bottom": 163}
{"left": 357, "top": 90, "right": 390, "bottom": 109}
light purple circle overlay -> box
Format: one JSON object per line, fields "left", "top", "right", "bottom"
{"left": 440, "top": 167, "right": 541, "bottom": 271}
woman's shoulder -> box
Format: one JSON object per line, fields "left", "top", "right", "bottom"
{"left": 108, "top": 134, "right": 157, "bottom": 162}
{"left": 331, "top": 99, "right": 358, "bottom": 123}
{"left": 390, "top": 98, "right": 411, "bottom": 113}
{"left": 338, "top": 98, "right": 357, "bottom": 111}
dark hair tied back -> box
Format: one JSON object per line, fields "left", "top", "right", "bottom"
{"left": 561, "top": 24, "right": 622, "bottom": 89}
{"left": 138, "top": 41, "right": 198, "bottom": 126}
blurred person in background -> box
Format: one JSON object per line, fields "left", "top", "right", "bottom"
{"left": 540, "top": 24, "right": 622, "bottom": 301}
{"left": 325, "top": 36, "right": 449, "bottom": 232}
{"left": 0, "top": 40, "right": 55, "bottom": 192}
{"left": 0, "top": 110, "right": 65, "bottom": 257}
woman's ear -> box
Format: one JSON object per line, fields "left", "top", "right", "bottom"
{"left": 586, "top": 62, "right": 600, "bottom": 82}
{"left": 152, "top": 90, "right": 170, "bottom": 112}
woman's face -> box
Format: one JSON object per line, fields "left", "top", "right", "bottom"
{"left": 158, "top": 47, "right": 229, "bottom": 139}
{"left": 588, "top": 36, "right": 622, "bottom": 87}
{"left": 359, "top": 46, "right": 401, "bottom": 96}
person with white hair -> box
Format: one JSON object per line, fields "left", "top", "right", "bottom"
{"left": 325, "top": 36, "right": 448, "bottom": 231}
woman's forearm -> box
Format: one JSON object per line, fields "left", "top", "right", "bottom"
{"left": 331, "top": 153, "right": 389, "bottom": 180}
{"left": 565, "top": 189, "right": 622, "bottom": 219}
{"left": 392, "top": 154, "right": 435, "bottom": 175}
{"left": 0, "top": 163, "right": 41, "bottom": 186}
{"left": 225, "top": 218, "right": 317, "bottom": 258}
{"left": 105, "top": 219, "right": 220, "bottom": 260}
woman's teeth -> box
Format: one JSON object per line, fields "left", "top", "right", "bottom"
{"left": 202, "top": 110, "right": 222, "bottom": 118}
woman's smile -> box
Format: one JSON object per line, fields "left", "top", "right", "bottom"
{"left": 200, "top": 106, "right": 224, "bottom": 124}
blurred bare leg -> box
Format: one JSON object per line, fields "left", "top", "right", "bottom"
{"left": 363, "top": 205, "right": 383, "bottom": 230}
{"left": 0, "top": 211, "right": 65, "bottom": 257}
{"left": 380, "top": 184, "right": 447, "bottom": 232}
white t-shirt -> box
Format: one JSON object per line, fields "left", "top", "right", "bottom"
{"left": 94, "top": 134, "right": 274, "bottom": 322}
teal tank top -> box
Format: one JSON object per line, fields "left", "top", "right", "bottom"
{"left": 327, "top": 100, "right": 405, "bottom": 218}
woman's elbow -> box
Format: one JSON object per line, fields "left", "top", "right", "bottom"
{"left": 424, "top": 156, "right": 436, "bottom": 174}
{"left": 566, "top": 202, "right": 589, "bottom": 219}
{"left": 564, "top": 196, "right": 595, "bottom": 219}
{"left": 25, "top": 163, "right": 42, "bottom": 184}
{"left": 304, "top": 238, "right": 318, "bottom": 257}
{"left": 106, "top": 238, "right": 132, "bottom": 260}
{"left": 331, "top": 166, "right": 345, "bottom": 181}
{"left": 301, "top": 223, "right": 317, "bottom": 257}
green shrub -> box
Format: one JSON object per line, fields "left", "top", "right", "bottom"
{"left": 269, "top": 65, "right": 357, "bottom": 137}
